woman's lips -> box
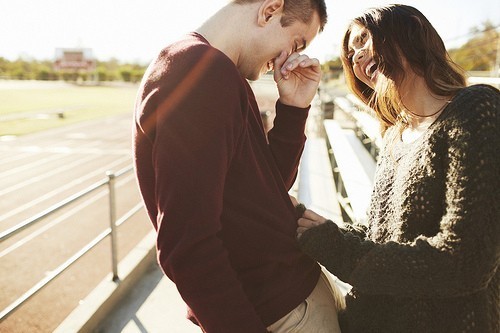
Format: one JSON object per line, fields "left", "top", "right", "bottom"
{"left": 365, "top": 59, "right": 379, "bottom": 81}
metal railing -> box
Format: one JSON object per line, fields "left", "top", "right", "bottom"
{"left": 0, "top": 166, "right": 143, "bottom": 322}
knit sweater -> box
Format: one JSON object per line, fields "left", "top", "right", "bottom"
{"left": 299, "top": 84, "right": 500, "bottom": 333}
{"left": 133, "top": 32, "right": 320, "bottom": 333}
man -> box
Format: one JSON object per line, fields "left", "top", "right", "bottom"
{"left": 133, "top": 0, "right": 341, "bottom": 332}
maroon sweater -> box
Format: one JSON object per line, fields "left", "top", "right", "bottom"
{"left": 133, "top": 33, "right": 320, "bottom": 333}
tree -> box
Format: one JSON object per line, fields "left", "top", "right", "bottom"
{"left": 448, "top": 21, "right": 499, "bottom": 72}
{"left": 322, "top": 57, "right": 343, "bottom": 80}
{"left": 0, "top": 56, "right": 147, "bottom": 82}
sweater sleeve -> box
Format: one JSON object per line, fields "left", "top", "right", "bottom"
{"left": 299, "top": 86, "right": 500, "bottom": 298}
{"left": 149, "top": 48, "right": 268, "bottom": 332}
{"left": 267, "top": 101, "right": 309, "bottom": 189}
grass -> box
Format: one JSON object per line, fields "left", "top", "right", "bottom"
{"left": 0, "top": 82, "right": 139, "bottom": 136}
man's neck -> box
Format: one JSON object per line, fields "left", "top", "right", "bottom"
{"left": 196, "top": 3, "right": 253, "bottom": 67}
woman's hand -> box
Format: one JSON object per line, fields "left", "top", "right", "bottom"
{"left": 274, "top": 51, "right": 321, "bottom": 108}
{"left": 297, "top": 209, "right": 328, "bottom": 239}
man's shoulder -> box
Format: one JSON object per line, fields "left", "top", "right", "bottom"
{"left": 144, "top": 32, "right": 240, "bottom": 89}
{"left": 159, "top": 33, "right": 235, "bottom": 72}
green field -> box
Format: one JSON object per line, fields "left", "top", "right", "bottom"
{"left": 0, "top": 82, "right": 139, "bottom": 136}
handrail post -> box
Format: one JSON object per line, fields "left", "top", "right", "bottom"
{"left": 107, "top": 171, "right": 119, "bottom": 282}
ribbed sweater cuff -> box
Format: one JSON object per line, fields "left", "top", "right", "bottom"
{"left": 272, "top": 100, "right": 309, "bottom": 140}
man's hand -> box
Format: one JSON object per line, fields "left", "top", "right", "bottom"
{"left": 274, "top": 51, "right": 321, "bottom": 108}
{"left": 297, "top": 208, "right": 327, "bottom": 239}
{"left": 289, "top": 195, "right": 299, "bottom": 207}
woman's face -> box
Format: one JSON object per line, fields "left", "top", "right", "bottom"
{"left": 347, "top": 23, "right": 379, "bottom": 89}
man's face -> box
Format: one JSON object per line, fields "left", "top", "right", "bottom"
{"left": 242, "top": 12, "right": 321, "bottom": 81}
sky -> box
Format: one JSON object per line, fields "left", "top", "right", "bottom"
{"left": 1, "top": 0, "right": 499, "bottom": 64}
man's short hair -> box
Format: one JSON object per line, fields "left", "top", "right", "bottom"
{"left": 233, "top": 0, "right": 327, "bottom": 31}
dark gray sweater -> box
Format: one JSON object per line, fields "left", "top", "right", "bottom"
{"left": 299, "top": 84, "right": 499, "bottom": 333}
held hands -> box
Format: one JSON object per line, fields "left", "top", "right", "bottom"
{"left": 297, "top": 208, "right": 327, "bottom": 239}
{"left": 274, "top": 51, "right": 321, "bottom": 108}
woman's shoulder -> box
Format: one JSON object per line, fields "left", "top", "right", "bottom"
{"left": 445, "top": 84, "right": 498, "bottom": 125}
{"left": 434, "top": 85, "right": 498, "bottom": 150}
{"left": 452, "top": 84, "right": 499, "bottom": 111}
{"left": 462, "top": 83, "right": 499, "bottom": 95}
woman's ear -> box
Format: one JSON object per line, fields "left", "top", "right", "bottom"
{"left": 257, "top": 0, "right": 284, "bottom": 26}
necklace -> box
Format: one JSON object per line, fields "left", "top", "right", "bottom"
{"left": 405, "top": 99, "right": 450, "bottom": 118}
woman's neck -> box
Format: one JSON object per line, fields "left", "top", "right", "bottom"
{"left": 399, "top": 75, "right": 451, "bottom": 128}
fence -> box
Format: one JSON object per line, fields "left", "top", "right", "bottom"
{"left": 0, "top": 166, "right": 143, "bottom": 322}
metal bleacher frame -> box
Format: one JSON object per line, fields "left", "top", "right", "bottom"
{"left": 323, "top": 95, "right": 382, "bottom": 225}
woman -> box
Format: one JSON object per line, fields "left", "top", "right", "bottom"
{"left": 297, "top": 5, "right": 499, "bottom": 333}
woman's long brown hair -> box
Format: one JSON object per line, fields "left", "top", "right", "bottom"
{"left": 340, "top": 5, "right": 466, "bottom": 132}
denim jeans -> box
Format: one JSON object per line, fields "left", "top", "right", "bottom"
{"left": 267, "top": 269, "right": 344, "bottom": 333}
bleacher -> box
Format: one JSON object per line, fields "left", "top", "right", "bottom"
{"left": 335, "top": 94, "right": 382, "bottom": 160}
{"left": 324, "top": 119, "right": 375, "bottom": 225}
{"left": 319, "top": 94, "right": 382, "bottom": 226}
{"left": 295, "top": 92, "right": 382, "bottom": 296}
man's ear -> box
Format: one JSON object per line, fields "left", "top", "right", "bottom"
{"left": 257, "top": 0, "right": 284, "bottom": 27}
